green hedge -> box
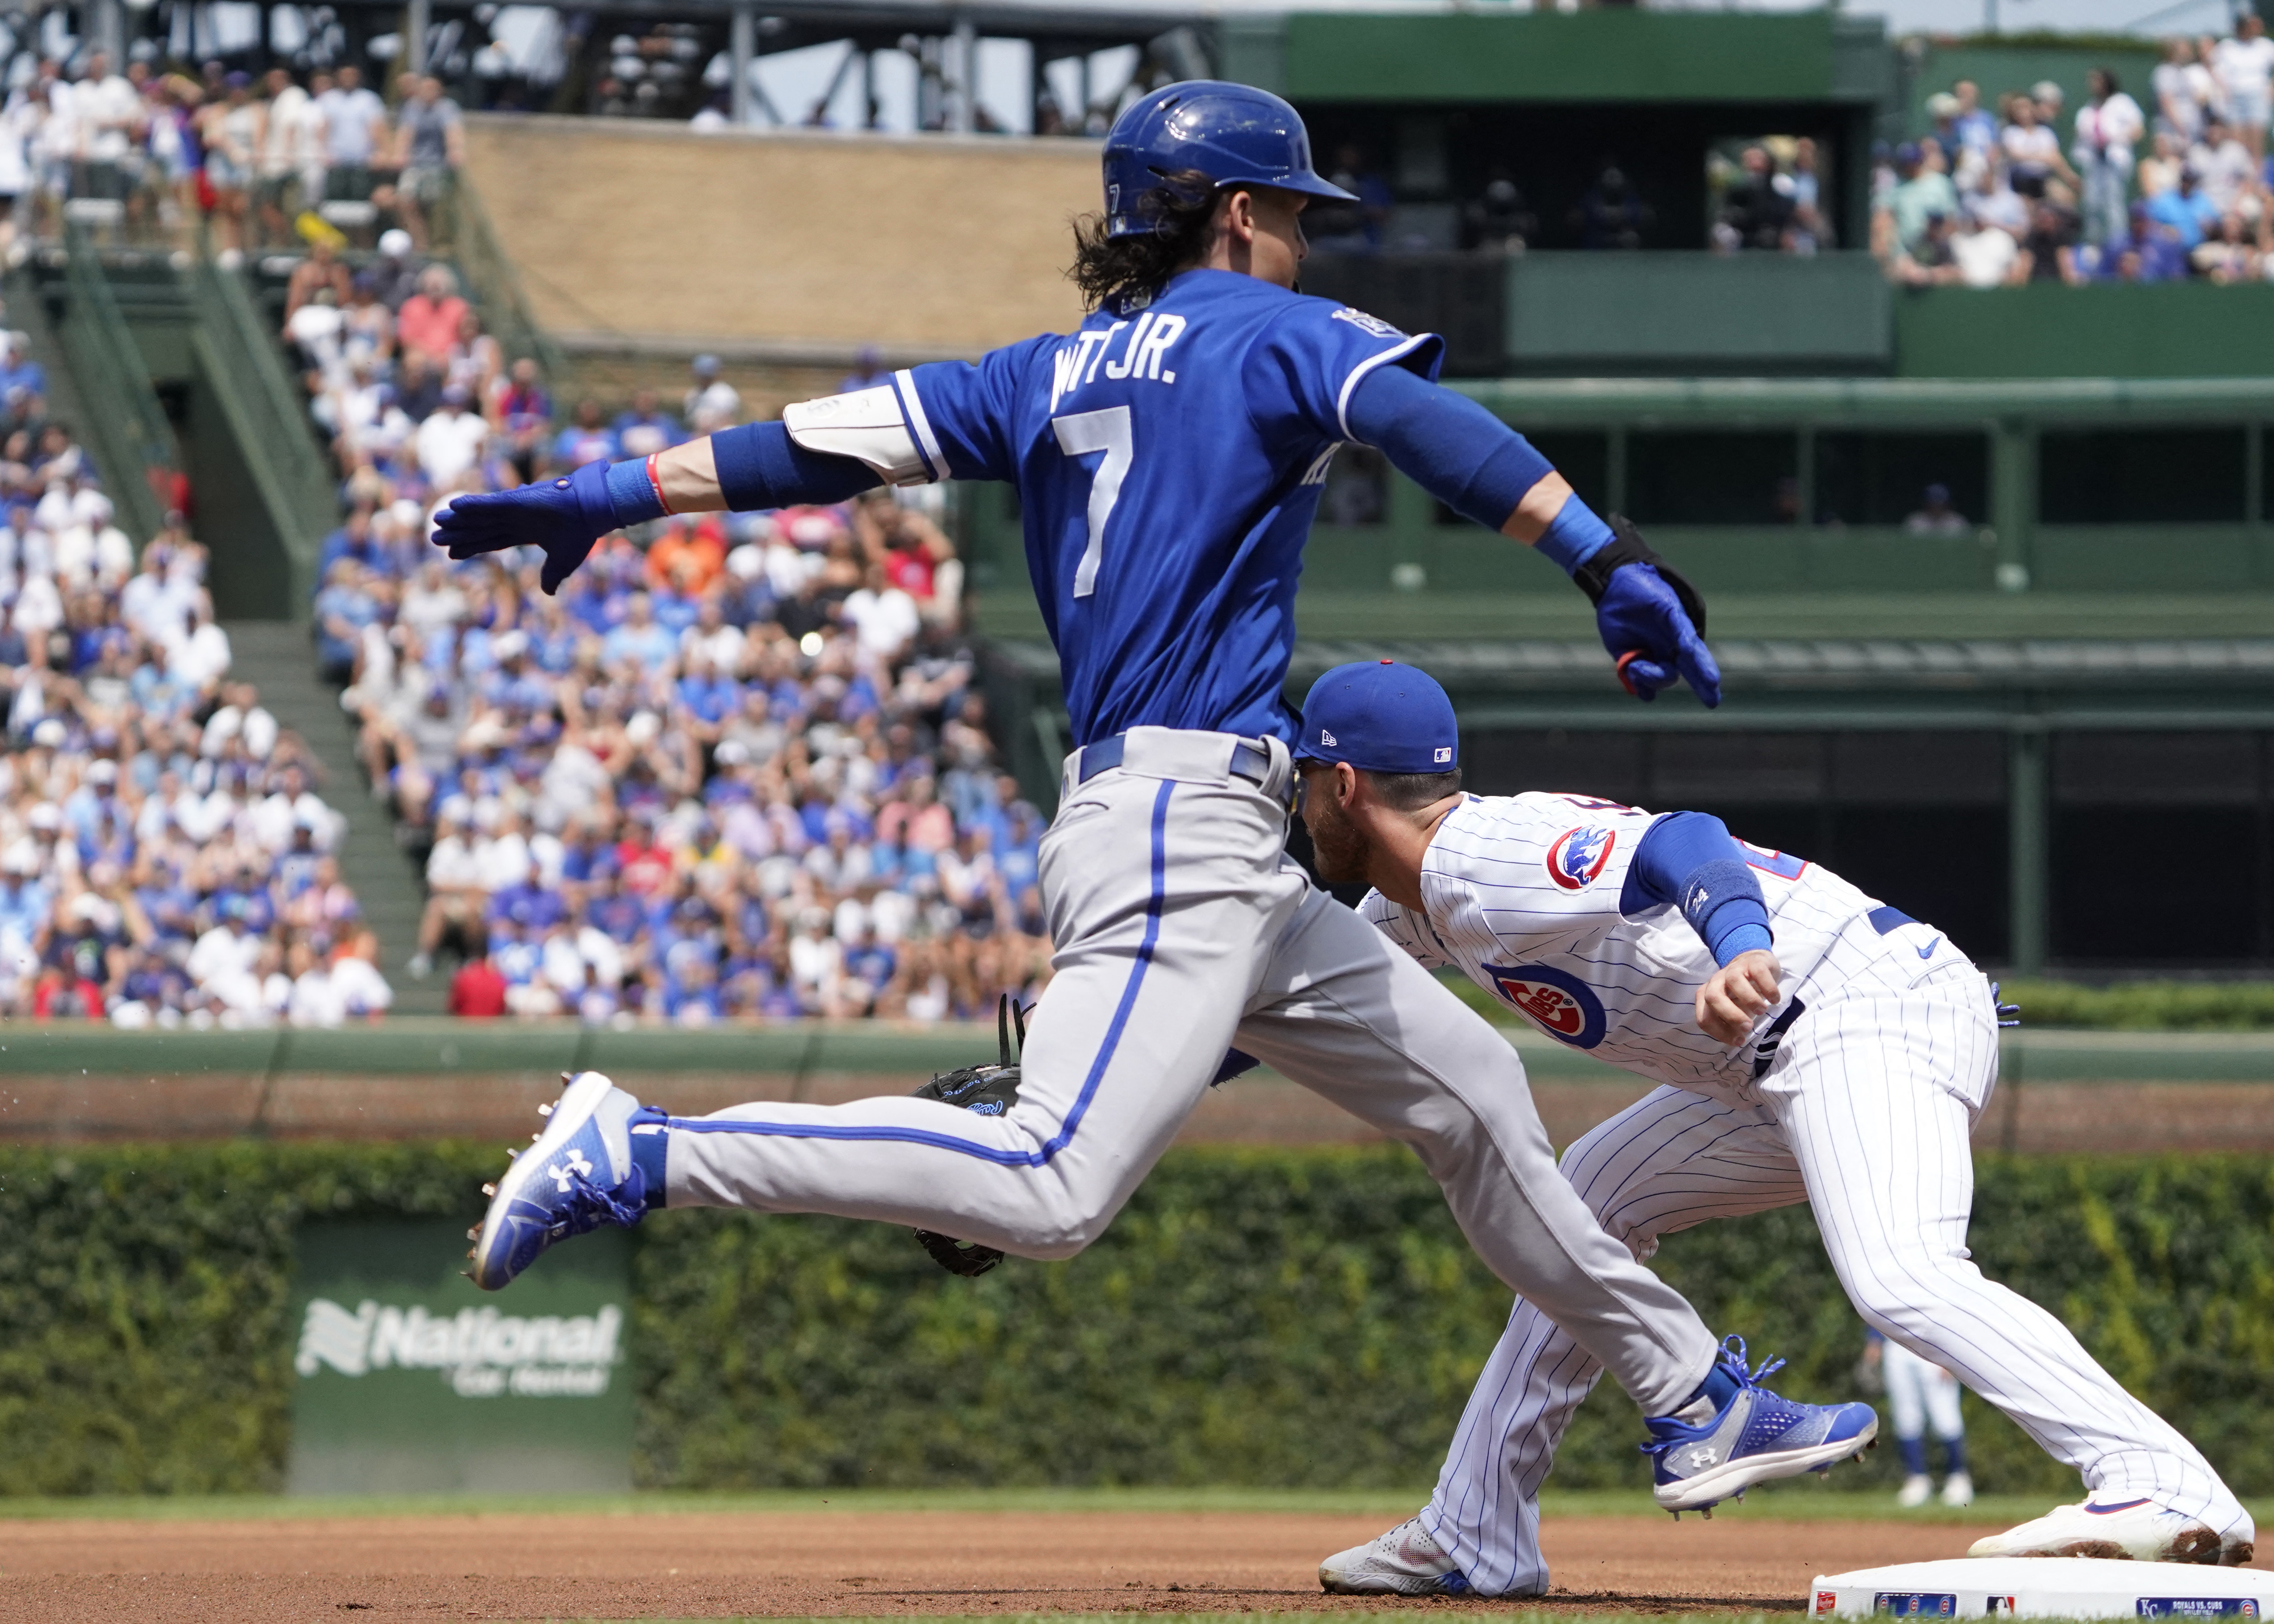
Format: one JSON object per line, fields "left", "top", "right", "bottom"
{"left": 1443, "top": 973, "right": 2274, "bottom": 1033}
{"left": 4, "top": 1143, "right": 2274, "bottom": 1498}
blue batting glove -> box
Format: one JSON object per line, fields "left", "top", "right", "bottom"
{"left": 1596, "top": 561, "right": 1721, "bottom": 707}
{"left": 431, "top": 460, "right": 616, "bottom": 594}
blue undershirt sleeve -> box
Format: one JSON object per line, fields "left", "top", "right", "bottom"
{"left": 708, "top": 420, "right": 885, "bottom": 513}
{"left": 1618, "top": 811, "right": 1774, "bottom": 966}
{"left": 1342, "top": 362, "right": 1612, "bottom": 573}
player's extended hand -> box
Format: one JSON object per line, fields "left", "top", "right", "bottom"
{"left": 1596, "top": 561, "right": 1722, "bottom": 708}
{"left": 1696, "top": 948, "right": 1781, "bottom": 1046}
{"left": 430, "top": 460, "right": 616, "bottom": 594}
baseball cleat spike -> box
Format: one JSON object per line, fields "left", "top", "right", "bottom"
{"left": 539, "top": 1103, "right": 553, "bottom": 1117}
{"left": 1702, "top": 1506, "right": 1713, "bottom": 1520}
{"left": 532, "top": 1131, "right": 543, "bottom": 1142}
{"left": 466, "top": 1226, "right": 479, "bottom": 1241}
{"left": 481, "top": 1183, "right": 496, "bottom": 1197}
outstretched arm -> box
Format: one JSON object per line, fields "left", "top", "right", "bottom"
{"left": 1343, "top": 363, "right": 1719, "bottom": 707}
{"left": 430, "top": 418, "right": 884, "bottom": 593}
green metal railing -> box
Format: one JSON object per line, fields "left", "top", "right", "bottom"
{"left": 449, "top": 171, "right": 565, "bottom": 380}
{"left": 184, "top": 242, "right": 338, "bottom": 608}
{"left": 54, "top": 220, "right": 172, "bottom": 542}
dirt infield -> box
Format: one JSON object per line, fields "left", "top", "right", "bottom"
{"left": 0, "top": 1506, "right": 2094, "bottom": 1623}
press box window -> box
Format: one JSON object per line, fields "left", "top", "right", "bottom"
{"left": 1626, "top": 431, "right": 1800, "bottom": 527}
{"left": 1814, "top": 432, "right": 1990, "bottom": 529}
{"left": 2039, "top": 428, "right": 2247, "bottom": 524}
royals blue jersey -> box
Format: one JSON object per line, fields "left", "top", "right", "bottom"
{"left": 898, "top": 269, "right": 1443, "bottom": 747}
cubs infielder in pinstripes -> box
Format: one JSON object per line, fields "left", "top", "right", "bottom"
{"left": 432, "top": 81, "right": 1877, "bottom": 1514}
{"left": 1298, "top": 661, "right": 2252, "bottom": 1598}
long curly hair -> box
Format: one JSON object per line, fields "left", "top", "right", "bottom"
{"left": 1065, "top": 168, "right": 1221, "bottom": 312}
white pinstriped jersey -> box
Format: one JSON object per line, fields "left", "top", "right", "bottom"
{"left": 1360, "top": 792, "right": 1957, "bottom": 1092}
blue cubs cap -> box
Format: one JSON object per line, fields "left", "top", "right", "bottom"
{"left": 1294, "top": 660, "right": 1458, "bottom": 773}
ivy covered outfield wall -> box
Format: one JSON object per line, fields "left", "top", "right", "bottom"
{"left": 4, "top": 1142, "right": 2273, "bottom": 1497}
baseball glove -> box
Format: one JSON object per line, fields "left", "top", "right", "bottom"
{"left": 908, "top": 994, "right": 1027, "bottom": 1277}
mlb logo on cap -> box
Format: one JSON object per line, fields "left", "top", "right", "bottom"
{"left": 1294, "top": 659, "right": 1459, "bottom": 774}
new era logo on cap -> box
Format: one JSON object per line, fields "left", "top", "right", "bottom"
{"left": 1295, "top": 659, "right": 1458, "bottom": 774}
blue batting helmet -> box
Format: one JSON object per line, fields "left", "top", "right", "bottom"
{"left": 1101, "top": 80, "right": 1356, "bottom": 239}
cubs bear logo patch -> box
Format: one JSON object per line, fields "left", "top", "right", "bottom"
{"left": 1546, "top": 826, "right": 1617, "bottom": 891}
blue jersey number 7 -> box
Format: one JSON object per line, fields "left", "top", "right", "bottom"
{"left": 1051, "top": 406, "right": 1133, "bottom": 599}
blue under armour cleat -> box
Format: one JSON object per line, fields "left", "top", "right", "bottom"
{"left": 467, "top": 1071, "right": 660, "bottom": 1290}
{"left": 1642, "top": 1336, "right": 1879, "bottom": 1513}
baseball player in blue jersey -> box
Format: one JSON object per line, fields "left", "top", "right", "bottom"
{"left": 433, "top": 81, "right": 1871, "bottom": 1508}
{"left": 1292, "top": 662, "right": 2251, "bottom": 1596}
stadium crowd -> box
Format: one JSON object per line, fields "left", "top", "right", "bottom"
{"left": 285, "top": 244, "right": 1049, "bottom": 1025}
{"left": 0, "top": 52, "right": 461, "bottom": 256}
{"left": 1878, "top": 21, "right": 2274, "bottom": 285}
{"left": 0, "top": 350, "right": 388, "bottom": 1025}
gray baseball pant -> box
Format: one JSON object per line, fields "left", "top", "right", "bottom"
{"left": 664, "top": 726, "right": 1721, "bottom": 1415}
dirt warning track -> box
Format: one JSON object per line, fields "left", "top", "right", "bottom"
{"left": 0, "top": 1507, "right": 2075, "bottom": 1622}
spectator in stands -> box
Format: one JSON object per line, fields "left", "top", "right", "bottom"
{"left": 313, "top": 64, "right": 388, "bottom": 239}
{"left": 1713, "top": 144, "right": 1796, "bottom": 253}
{"left": 254, "top": 66, "right": 320, "bottom": 248}
{"left": 1949, "top": 206, "right": 2023, "bottom": 287}
{"left": 198, "top": 71, "right": 259, "bottom": 254}
{"left": 1460, "top": 170, "right": 1536, "bottom": 253}
{"left": 413, "top": 382, "right": 488, "bottom": 488}
{"left": 684, "top": 354, "right": 740, "bottom": 434}
{"left": 1881, "top": 142, "right": 1959, "bottom": 260}
{"left": 394, "top": 265, "right": 470, "bottom": 364}
{"left": 2002, "top": 93, "right": 2073, "bottom": 199}
{"left": 1952, "top": 80, "right": 1998, "bottom": 155}
{"left": 284, "top": 235, "right": 352, "bottom": 318}
{"left": 2073, "top": 69, "right": 2145, "bottom": 247}
{"left": 1892, "top": 209, "right": 1960, "bottom": 285}
{"left": 2216, "top": 13, "right": 2274, "bottom": 161}
{"left": 2021, "top": 199, "right": 2085, "bottom": 285}
{"left": 1575, "top": 162, "right": 1651, "bottom": 250}
{"left": 2146, "top": 163, "right": 2222, "bottom": 255}
{"left": 392, "top": 74, "right": 464, "bottom": 250}
{"left": 491, "top": 356, "right": 551, "bottom": 483}
{"left": 2192, "top": 206, "right": 2265, "bottom": 280}
{"left": 1904, "top": 484, "right": 1969, "bottom": 535}
{"left": 2157, "top": 38, "right": 2212, "bottom": 143}
{"left": 611, "top": 387, "right": 680, "bottom": 460}
{"left": 2189, "top": 114, "right": 2257, "bottom": 216}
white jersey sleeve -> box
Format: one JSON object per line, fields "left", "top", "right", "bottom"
{"left": 1389, "top": 792, "right": 1907, "bottom": 1093}
{"left": 1358, "top": 887, "right": 1454, "bottom": 970}
{"left": 1418, "top": 792, "right": 1667, "bottom": 963}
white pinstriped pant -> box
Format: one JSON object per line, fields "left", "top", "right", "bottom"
{"left": 1423, "top": 964, "right": 2245, "bottom": 1598}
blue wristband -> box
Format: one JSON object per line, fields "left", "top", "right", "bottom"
{"left": 1715, "top": 921, "right": 1775, "bottom": 965}
{"left": 1533, "top": 492, "right": 1615, "bottom": 576}
{"left": 602, "top": 458, "right": 666, "bottom": 528}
